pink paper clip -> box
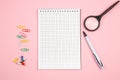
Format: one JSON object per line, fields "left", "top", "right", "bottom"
{"left": 19, "top": 32, "right": 27, "bottom": 38}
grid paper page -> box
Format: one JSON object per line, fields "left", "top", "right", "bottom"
{"left": 38, "top": 9, "right": 81, "bottom": 69}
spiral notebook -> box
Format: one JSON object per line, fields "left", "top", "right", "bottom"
{"left": 38, "top": 9, "right": 81, "bottom": 69}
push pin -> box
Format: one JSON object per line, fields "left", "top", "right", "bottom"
{"left": 13, "top": 58, "right": 19, "bottom": 64}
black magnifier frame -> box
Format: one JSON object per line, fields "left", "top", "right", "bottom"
{"left": 84, "top": 16, "right": 101, "bottom": 31}
{"left": 84, "top": 0, "right": 120, "bottom": 32}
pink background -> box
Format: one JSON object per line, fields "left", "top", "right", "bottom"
{"left": 0, "top": 0, "right": 120, "bottom": 80}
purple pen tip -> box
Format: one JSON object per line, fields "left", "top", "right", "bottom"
{"left": 83, "top": 31, "right": 87, "bottom": 37}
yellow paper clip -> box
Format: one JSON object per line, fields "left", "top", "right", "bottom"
{"left": 20, "top": 39, "right": 29, "bottom": 43}
{"left": 17, "top": 25, "right": 25, "bottom": 30}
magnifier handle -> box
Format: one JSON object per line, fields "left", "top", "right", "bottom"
{"left": 100, "top": 1, "right": 119, "bottom": 17}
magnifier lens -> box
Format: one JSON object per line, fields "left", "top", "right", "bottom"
{"left": 85, "top": 17, "right": 99, "bottom": 30}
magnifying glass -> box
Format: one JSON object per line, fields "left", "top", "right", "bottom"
{"left": 84, "top": 1, "right": 119, "bottom": 31}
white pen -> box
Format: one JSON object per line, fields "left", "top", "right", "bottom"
{"left": 83, "top": 31, "right": 103, "bottom": 69}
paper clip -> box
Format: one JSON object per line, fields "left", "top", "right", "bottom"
{"left": 17, "top": 25, "right": 25, "bottom": 30}
{"left": 19, "top": 32, "right": 27, "bottom": 38}
{"left": 20, "top": 39, "right": 29, "bottom": 43}
{"left": 16, "top": 35, "right": 25, "bottom": 39}
{"left": 20, "top": 48, "right": 29, "bottom": 52}
{"left": 22, "top": 29, "right": 30, "bottom": 32}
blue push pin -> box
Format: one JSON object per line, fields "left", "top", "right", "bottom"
{"left": 21, "top": 56, "right": 24, "bottom": 61}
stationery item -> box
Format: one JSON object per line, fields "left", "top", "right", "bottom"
{"left": 83, "top": 31, "right": 103, "bottom": 69}
{"left": 16, "top": 35, "right": 25, "bottom": 39}
{"left": 19, "top": 32, "right": 27, "bottom": 38}
{"left": 84, "top": 1, "right": 119, "bottom": 31}
{"left": 13, "top": 58, "right": 19, "bottom": 64}
{"left": 20, "top": 62, "right": 25, "bottom": 66}
{"left": 21, "top": 56, "right": 24, "bottom": 61}
{"left": 13, "top": 56, "right": 26, "bottom": 66}
{"left": 15, "top": 25, "right": 30, "bottom": 67}
{"left": 20, "top": 48, "right": 29, "bottom": 52}
{"left": 17, "top": 25, "right": 26, "bottom": 30}
{"left": 20, "top": 56, "right": 26, "bottom": 66}
{"left": 20, "top": 39, "right": 29, "bottom": 43}
{"left": 22, "top": 29, "right": 30, "bottom": 32}
{"left": 38, "top": 9, "right": 81, "bottom": 69}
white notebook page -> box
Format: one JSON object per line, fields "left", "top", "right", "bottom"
{"left": 38, "top": 9, "right": 81, "bottom": 69}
